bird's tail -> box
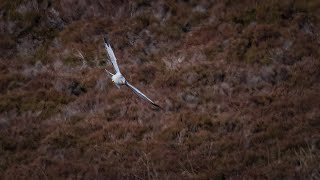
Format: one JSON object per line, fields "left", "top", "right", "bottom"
{"left": 105, "top": 69, "right": 114, "bottom": 78}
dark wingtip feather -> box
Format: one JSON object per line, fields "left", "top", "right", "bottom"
{"left": 104, "top": 36, "right": 110, "bottom": 46}
{"left": 152, "top": 103, "right": 163, "bottom": 110}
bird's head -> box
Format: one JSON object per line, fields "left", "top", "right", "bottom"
{"left": 111, "top": 75, "right": 116, "bottom": 83}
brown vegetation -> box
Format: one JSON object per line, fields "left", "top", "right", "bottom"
{"left": 0, "top": 0, "right": 320, "bottom": 179}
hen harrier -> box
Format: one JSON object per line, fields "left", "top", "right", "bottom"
{"left": 104, "top": 36, "right": 161, "bottom": 108}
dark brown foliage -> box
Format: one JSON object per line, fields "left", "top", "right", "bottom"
{"left": 0, "top": 0, "right": 320, "bottom": 179}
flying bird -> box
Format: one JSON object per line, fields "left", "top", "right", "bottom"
{"left": 103, "top": 36, "right": 161, "bottom": 109}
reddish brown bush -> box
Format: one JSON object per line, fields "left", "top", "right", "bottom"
{"left": 0, "top": 0, "right": 320, "bottom": 179}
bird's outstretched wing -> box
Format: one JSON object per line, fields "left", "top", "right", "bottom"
{"left": 125, "top": 81, "right": 161, "bottom": 108}
{"left": 104, "top": 36, "right": 121, "bottom": 74}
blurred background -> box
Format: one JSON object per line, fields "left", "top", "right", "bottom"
{"left": 0, "top": 0, "right": 320, "bottom": 179}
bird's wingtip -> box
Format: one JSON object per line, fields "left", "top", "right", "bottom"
{"left": 104, "top": 36, "right": 110, "bottom": 45}
{"left": 152, "top": 103, "right": 163, "bottom": 110}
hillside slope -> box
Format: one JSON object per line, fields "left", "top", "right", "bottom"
{"left": 1, "top": 0, "right": 320, "bottom": 179}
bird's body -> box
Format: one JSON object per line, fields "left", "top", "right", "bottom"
{"left": 112, "top": 73, "right": 126, "bottom": 86}
{"left": 103, "top": 36, "right": 161, "bottom": 108}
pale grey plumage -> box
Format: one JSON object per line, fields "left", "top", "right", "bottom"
{"left": 104, "top": 36, "right": 161, "bottom": 108}
{"left": 104, "top": 37, "right": 120, "bottom": 74}
{"left": 125, "top": 81, "right": 161, "bottom": 108}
